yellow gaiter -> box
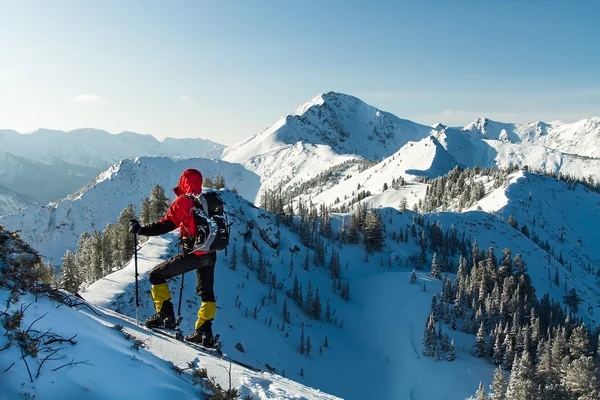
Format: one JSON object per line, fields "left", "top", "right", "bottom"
{"left": 195, "top": 301, "right": 216, "bottom": 330}
{"left": 151, "top": 283, "right": 172, "bottom": 312}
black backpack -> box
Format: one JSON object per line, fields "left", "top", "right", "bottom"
{"left": 187, "top": 192, "right": 230, "bottom": 252}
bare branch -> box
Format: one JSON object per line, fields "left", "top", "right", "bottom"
{"left": 52, "top": 358, "right": 93, "bottom": 372}
{"left": 44, "top": 333, "right": 78, "bottom": 346}
{"left": 20, "top": 347, "right": 33, "bottom": 383}
{"left": 25, "top": 312, "right": 48, "bottom": 333}
{"left": 3, "top": 362, "right": 15, "bottom": 373}
{"left": 36, "top": 348, "right": 61, "bottom": 378}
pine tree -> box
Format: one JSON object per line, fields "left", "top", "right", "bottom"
{"left": 562, "top": 356, "right": 598, "bottom": 399}
{"left": 241, "top": 244, "right": 249, "bottom": 266}
{"left": 304, "top": 248, "right": 310, "bottom": 271}
{"left": 324, "top": 335, "right": 329, "bottom": 348}
{"left": 447, "top": 339, "right": 456, "bottom": 361}
{"left": 410, "top": 270, "right": 417, "bottom": 284}
{"left": 118, "top": 203, "right": 137, "bottom": 262}
{"left": 306, "top": 336, "right": 312, "bottom": 356}
{"left": 313, "top": 287, "right": 322, "bottom": 320}
{"left": 505, "top": 350, "right": 537, "bottom": 400}
{"left": 90, "top": 231, "right": 103, "bottom": 281}
{"left": 430, "top": 252, "right": 441, "bottom": 279}
{"left": 475, "top": 382, "right": 486, "bottom": 400}
{"left": 363, "top": 209, "right": 385, "bottom": 252}
{"left": 61, "top": 250, "right": 80, "bottom": 293}
{"left": 568, "top": 323, "right": 590, "bottom": 359}
{"left": 298, "top": 327, "right": 305, "bottom": 355}
{"left": 230, "top": 243, "right": 237, "bottom": 271}
{"left": 291, "top": 274, "right": 300, "bottom": 304}
{"left": 283, "top": 298, "right": 290, "bottom": 323}
{"left": 474, "top": 322, "right": 487, "bottom": 357}
{"left": 325, "top": 299, "right": 331, "bottom": 323}
{"left": 149, "top": 185, "right": 170, "bottom": 221}
{"left": 140, "top": 197, "right": 152, "bottom": 225}
{"left": 489, "top": 366, "right": 507, "bottom": 400}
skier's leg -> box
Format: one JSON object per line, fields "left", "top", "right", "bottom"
{"left": 185, "top": 252, "right": 217, "bottom": 344}
{"left": 146, "top": 252, "right": 198, "bottom": 327}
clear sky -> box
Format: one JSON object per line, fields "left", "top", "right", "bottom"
{"left": 1, "top": 0, "right": 599, "bottom": 145}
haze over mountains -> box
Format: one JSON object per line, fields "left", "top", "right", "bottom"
{"left": 0, "top": 128, "right": 225, "bottom": 215}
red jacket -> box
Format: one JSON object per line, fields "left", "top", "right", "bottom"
{"left": 142, "top": 168, "right": 207, "bottom": 255}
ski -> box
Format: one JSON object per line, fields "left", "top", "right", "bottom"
{"left": 74, "top": 294, "right": 264, "bottom": 373}
{"left": 149, "top": 327, "right": 263, "bottom": 372}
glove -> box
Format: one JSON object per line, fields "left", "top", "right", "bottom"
{"left": 129, "top": 219, "right": 142, "bottom": 234}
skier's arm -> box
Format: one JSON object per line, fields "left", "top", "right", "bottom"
{"left": 138, "top": 200, "right": 180, "bottom": 236}
{"left": 138, "top": 219, "right": 177, "bottom": 236}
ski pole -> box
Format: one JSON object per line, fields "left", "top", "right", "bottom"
{"left": 177, "top": 272, "right": 185, "bottom": 326}
{"left": 133, "top": 233, "right": 139, "bottom": 326}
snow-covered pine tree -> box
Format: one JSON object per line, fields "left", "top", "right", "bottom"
{"left": 363, "top": 209, "right": 385, "bottom": 252}
{"left": 149, "top": 184, "right": 170, "bottom": 221}
{"left": 562, "top": 356, "right": 599, "bottom": 399}
{"left": 474, "top": 322, "right": 487, "bottom": 357}
{"left": 505, "top": 350, "right": 537, "bottom": 400}
{"left": 488, "top": 366, "right": 507, "bottom": 400}
{"left": 117, "top": 204, "right": 136, "bottom": 265}
{"left": 140, "top": 197, "right": 152, "bottom": 225}
{"left": 475, "top": 382, "right": 486, "bottom": 400}
{"left": 568, "top": 323, "right": 590, "bottom": 359}
{"left": 447, "top": 339, "right": 456, "bottom": 361}
{"left": 61, "top": 250, "right": 80, "bottom": 293}
{"left": 430, "top": 252, "right": 441, "bottom": 279}
{"left": 410, "top": 270, "right": 417, "bottom": 284}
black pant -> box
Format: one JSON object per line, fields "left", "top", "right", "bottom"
{"left": 149, "top": 252, "right": 217, "bottom": 302}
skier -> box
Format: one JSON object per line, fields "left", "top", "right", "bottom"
{"left": 129, "top": 168, "right": 217, "bottom": 346}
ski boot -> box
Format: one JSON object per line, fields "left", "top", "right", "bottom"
{"left": 185, "top": 320, "right": 216, "bottom": 347}
{"left": 145, "top": 300, "right": 176, "bottom": 329}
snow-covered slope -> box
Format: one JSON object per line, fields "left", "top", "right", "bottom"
{"left": 467, "top": 171, "right": 600, "bottom": 321}
{"left": 0, "top": 128, "right": 225, "bottom": 168}
{"left": 309, "top": 136, "right": 460, "bottom": 209}
{"left": 222, "top": 92, "right": 436, "bottom": 202}
{"left": 80, "top": 190, "right": 497, "bottom": 400}
{"left": 0, "top": 157, "right": 260, "bottom": 263}
{"left": 0, "top": 228, "right": 339, "bottom": 400}
{"left": 435, "top": 117, "right": 600, "bottom": 178}
{"left": 0, "top": 182, "right": 33, "bottom": 216}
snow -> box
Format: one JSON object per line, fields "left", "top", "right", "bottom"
{"left": 222, "top": 92, "right": 436, "bottom": 204}
{"left": 0, "top": 157, "right": 261, "bottom": 264}
{"left": 1, "top": 281, "right": 339, "bottom": 400}
{"left": 77, "top": 189, "right": 507, "bottom": 400}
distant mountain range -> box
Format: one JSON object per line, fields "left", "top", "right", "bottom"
{"left": 0, "top": 129, "right": 225, "bottom": 215}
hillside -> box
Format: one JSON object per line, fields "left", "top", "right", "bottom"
{"left": 0, "top": 227, "right": 337, "bottom": 400}
{"left": 0, "top": 157, "right": 260, "bottom": 263}
{"left": 0, "top": 182, "right": 34, "bottom": 217}
{"left": 80, "top": 189, "right": 499, "bottom": 400}
{"left": 221, "top": 92, "right": 436, "bottom": 202}
{"left": 435, "top": 118, "right": 600, "bottom": 179}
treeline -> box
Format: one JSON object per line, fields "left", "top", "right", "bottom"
{"left": 60, "top": 185, "right": 171, "bottom": 292}
{"left": 418, "top": 238, "right": 600, "bottom": 399}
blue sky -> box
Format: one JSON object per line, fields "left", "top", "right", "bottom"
{"left": 1, "top": 1, "right": 598, "bottom": 145}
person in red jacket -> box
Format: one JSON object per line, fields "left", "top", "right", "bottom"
{"left": 129, "top": 168, "right": 217, "bottom": 346}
